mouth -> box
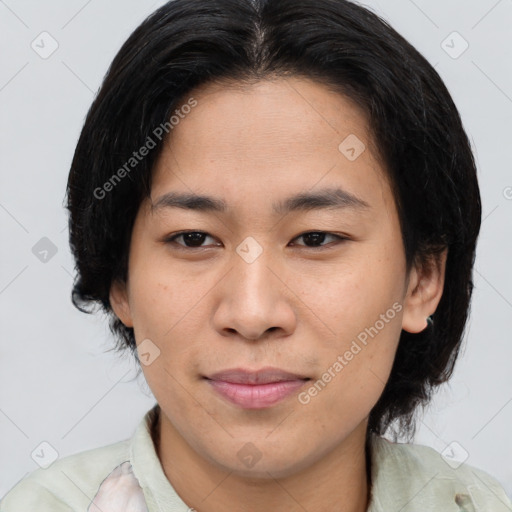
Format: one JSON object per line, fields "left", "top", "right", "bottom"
{"left": 205, "top": 367, "right": 311, "bottom": 384}
{"left": 204, "top": 367, "right": 311, "bottom": 409}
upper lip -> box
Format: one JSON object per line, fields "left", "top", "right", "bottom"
{"left": 205, "top": 367, "right": 310, "bottom": 385}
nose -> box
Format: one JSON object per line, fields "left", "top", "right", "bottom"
{"left": 212, "top": 249, "right": 297, "bottom": 342}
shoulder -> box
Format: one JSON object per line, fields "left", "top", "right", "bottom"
{"left": 369, "top": 435, "right": 512, "bottom": 511}
{"left": 0, "top": 438, "right": 131, "bottom": 511}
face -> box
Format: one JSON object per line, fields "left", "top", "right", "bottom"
{"left": 111, "top": 77, "right": 445, "bottom": 479}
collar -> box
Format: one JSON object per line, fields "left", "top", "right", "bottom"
{"left": 126, "top": 404, "right": 504, "bottom": 512}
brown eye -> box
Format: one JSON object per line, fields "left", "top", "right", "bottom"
{"left": 290, "top": 231, "right": 348, "bottom": 249}
{"left": 165, "top": 231, "right": 218, "bottom": 248}
{"left": 164, "top": 230, "right": 348, "bottom": 251}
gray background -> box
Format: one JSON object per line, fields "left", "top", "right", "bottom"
{"left": 1, "top": 0, "right": 511, "bottom": 501}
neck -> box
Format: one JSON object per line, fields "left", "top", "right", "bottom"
{"left": 154, "top": 410, "right": 371, "bottom": 512}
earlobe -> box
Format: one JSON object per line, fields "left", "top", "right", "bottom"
{"left": 401, "top": 248, "right": 448, "bottom": 334}
{"left": 109, "top": 279, "right": 134, "bottom": 328}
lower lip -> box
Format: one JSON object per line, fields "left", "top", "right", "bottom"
{"left": 206, "top": 379, "right": 308, "bottom": 409}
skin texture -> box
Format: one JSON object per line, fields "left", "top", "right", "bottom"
{"left": 110, "top": 77, "right": 447, "bottom": 512}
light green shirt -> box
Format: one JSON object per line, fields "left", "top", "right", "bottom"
{"left": 1, "top": 404, "right": 511, "bottom": 511}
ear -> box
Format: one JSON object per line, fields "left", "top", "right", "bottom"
{"left": 109, "top": 279, "right": 134, "bottom": 328}
{"left": 401, "top": 248, "right": 448, "bottom": 333}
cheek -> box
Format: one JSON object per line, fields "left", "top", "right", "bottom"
{"left": 299, "top": 257, "right": 404, "bottom": 410}
{"left": 297, "top": 251, "right": 404, "bottom": 335}
{"left": 127, "top": 257, "right": 205, "bottom": 339}
{"left": 305, "top": 317, "right": 402, "bottom": 432}
{"left": 126, "top": 258, "right": 209, "bottom": 378}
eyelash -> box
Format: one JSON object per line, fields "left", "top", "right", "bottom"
{"left": 163, "top": 230, "right": 349, "bottom": 251}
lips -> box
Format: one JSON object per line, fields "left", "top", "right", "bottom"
{"left": 204, "top": 367, "right": 310, "bottom": 409}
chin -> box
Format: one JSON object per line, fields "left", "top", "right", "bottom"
{"left": 205, "top": 442, "right": 317, "bottom": 481}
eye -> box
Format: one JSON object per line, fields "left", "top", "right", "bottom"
{"left": 164, "top": 231, "right": 219, "bottom": 249}
{"left": 164, "top": 230, "right": 349, "bottom": 250}
{"left": 289, "top": 231, "right": 348, "bottom": 249}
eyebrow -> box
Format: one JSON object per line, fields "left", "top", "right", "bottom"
{"left": 150, "top": 187, "right": 371, "bottom": 216}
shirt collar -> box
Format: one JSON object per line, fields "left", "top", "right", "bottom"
{"left": 129, "top": 404, "right": 191, "bottom": 511}
{"left": 127, "top": 404, "right": 459, "bottom": 512}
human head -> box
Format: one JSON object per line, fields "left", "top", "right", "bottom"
{"left": 66, "top": 0, "right": 481, "bottom": 440}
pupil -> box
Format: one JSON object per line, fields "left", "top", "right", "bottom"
{"left": 185, "top": 232, "right": 205, "bottom": 247}
{"left": 304, "top": 232, "right": 325, "bottom": 246}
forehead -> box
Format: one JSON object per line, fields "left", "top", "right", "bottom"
{"left": 149, "top": 76, "right": 392, "bottom": 216}
{"left": 163, "top": 77, "right": 370, "bottom": 159}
